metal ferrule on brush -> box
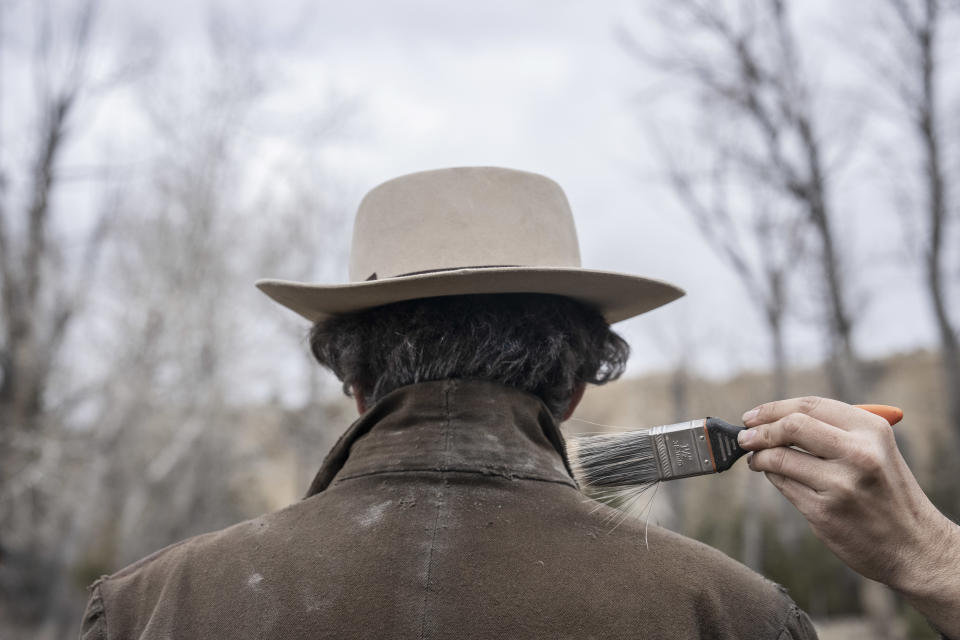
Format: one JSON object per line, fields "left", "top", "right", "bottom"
{"left": 647, "top": 419, "right": 717, "bottom": 480}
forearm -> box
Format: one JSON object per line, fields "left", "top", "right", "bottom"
{"left": 892, "top": 515, "right": 960, "bottom": 639}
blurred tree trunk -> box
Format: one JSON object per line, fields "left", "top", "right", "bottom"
{"left": 913, "top": 0, "right": 960, "bottom": 521}
{"left": 766, "top": 295, "right": 788, "bottom": 401}
{"left": 788, "top": 104, "right": 861, "bottom": 402}
{"left": 0, "top": 0, "right": 91, "bottom": 439}
{"left": 670, "top": 355, "right": 690, "bottom": 423}
{"left": 879, "top": 0, "right": 960, "bottom": 520}
{"left": 765, "top": 0, "right": 862, "bottom": 402}
{"left": 0, "top": 3, "right": 120, "bottom": 633}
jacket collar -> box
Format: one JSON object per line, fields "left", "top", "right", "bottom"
{"left": 305, "top": 379, "right": 578, "bottom": 498}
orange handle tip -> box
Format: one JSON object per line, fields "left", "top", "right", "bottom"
{"left": 855, "top": 404, "right": 903, "bottom": 426}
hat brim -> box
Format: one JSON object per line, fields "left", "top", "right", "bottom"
{"left": 255, "top": 267, "right": 684, "bottom": 324}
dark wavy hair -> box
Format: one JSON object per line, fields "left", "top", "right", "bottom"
{"left": 308, "top": 293, "right": 630, "bottom": 419}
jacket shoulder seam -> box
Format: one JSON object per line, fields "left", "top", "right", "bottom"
{"left": 83, "top": 581, "right": 110, "bottom": 640}
{"left": 101, "top": 535, "right": 197, "bottom": 581}
{"left": 772, "top": 601, "right": 811, "bottom": 640}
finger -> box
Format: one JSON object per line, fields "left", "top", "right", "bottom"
{"left": 762, "top": 470, "right": 821, "bottom": 516}
{"left": 748, "top": 446, "right": 832, "bottom": 492}
{"left": 738, "top": 412, "right": 848, "bottom": 459}
{"left": 743, "top": 395, "right": 867, "bottom": 431}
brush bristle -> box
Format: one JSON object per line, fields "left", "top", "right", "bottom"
{"left": 567, "top": 431, "right": 659, "bottom": 490}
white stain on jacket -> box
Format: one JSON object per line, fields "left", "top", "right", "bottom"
{"left": 357, "top": 500, "right": 393, "bottom": 528}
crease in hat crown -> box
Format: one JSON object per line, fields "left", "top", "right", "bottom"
{"left": 348, "top": 166, "right": 581, "bottom": 282}
{"left": 255, "top": 165, "right": 685, "bottom": 324}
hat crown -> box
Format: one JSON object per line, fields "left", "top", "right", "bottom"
{"left": 348, "top": 167, "right": 581, "bottom": 282}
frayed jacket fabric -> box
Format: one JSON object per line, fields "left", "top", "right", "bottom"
{"left": 80, "top": 379, "right": 818, "bottom": 639}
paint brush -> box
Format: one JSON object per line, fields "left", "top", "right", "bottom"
{"left": 567, "top": 404, "right": 903, "bottom": 492}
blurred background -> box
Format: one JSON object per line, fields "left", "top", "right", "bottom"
{"left": 0, "top": 0, "right": 957, "bottom": 638}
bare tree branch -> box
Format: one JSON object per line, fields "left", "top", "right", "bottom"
{"left": 633, "top": 0, "right": 863, "bottom": 399}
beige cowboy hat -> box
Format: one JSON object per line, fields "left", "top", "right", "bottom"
{"left": 255, "top": 166, "right": 684, "bottom": 324}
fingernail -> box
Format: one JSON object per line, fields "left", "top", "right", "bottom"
{"left": 742, "top": 408, "right": 759, "bottom": 424}
{"left": 738, "top": 429, "right": 755, "bottom": 446}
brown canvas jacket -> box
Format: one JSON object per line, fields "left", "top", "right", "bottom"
{"left": 80, "top": 379, "right": 818, "bottom": 639}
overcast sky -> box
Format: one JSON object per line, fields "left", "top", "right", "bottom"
{"left": 6, "top": 0, "right": 954, "bottom": 404}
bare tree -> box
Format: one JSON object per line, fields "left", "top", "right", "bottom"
{"left": 873, "top": 0, "right": 960, "bottom": 480}
{"left": 51, "top": 7, "right": 352, "bottom": 630}
{"left": 0, "top": 1, "right": 134, "bottom": 634}
{"left": 75, "top": 0, "right": 338, "bottom": 571}
{"left": 1, "top": 4, "right": 348, "bottom": 637}
{"left": 0, "top": 0, "right": 98, "bottom": 443}
{"left": 629, "top": 2, "right": 911, "bottom": 635}
{"left": 631, "top": 0, "right": 863, "bottom": 401}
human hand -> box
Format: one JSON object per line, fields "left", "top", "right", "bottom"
{"left": 737, "top": 396, "right": 960, "bottom": 636}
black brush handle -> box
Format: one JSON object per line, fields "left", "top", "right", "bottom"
{"left": 705, "top": 417, "right": 749, "bottom": 473}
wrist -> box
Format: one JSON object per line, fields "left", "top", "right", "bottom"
{"left": 892, "top": 513, "right": 960, "bottom": 623}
